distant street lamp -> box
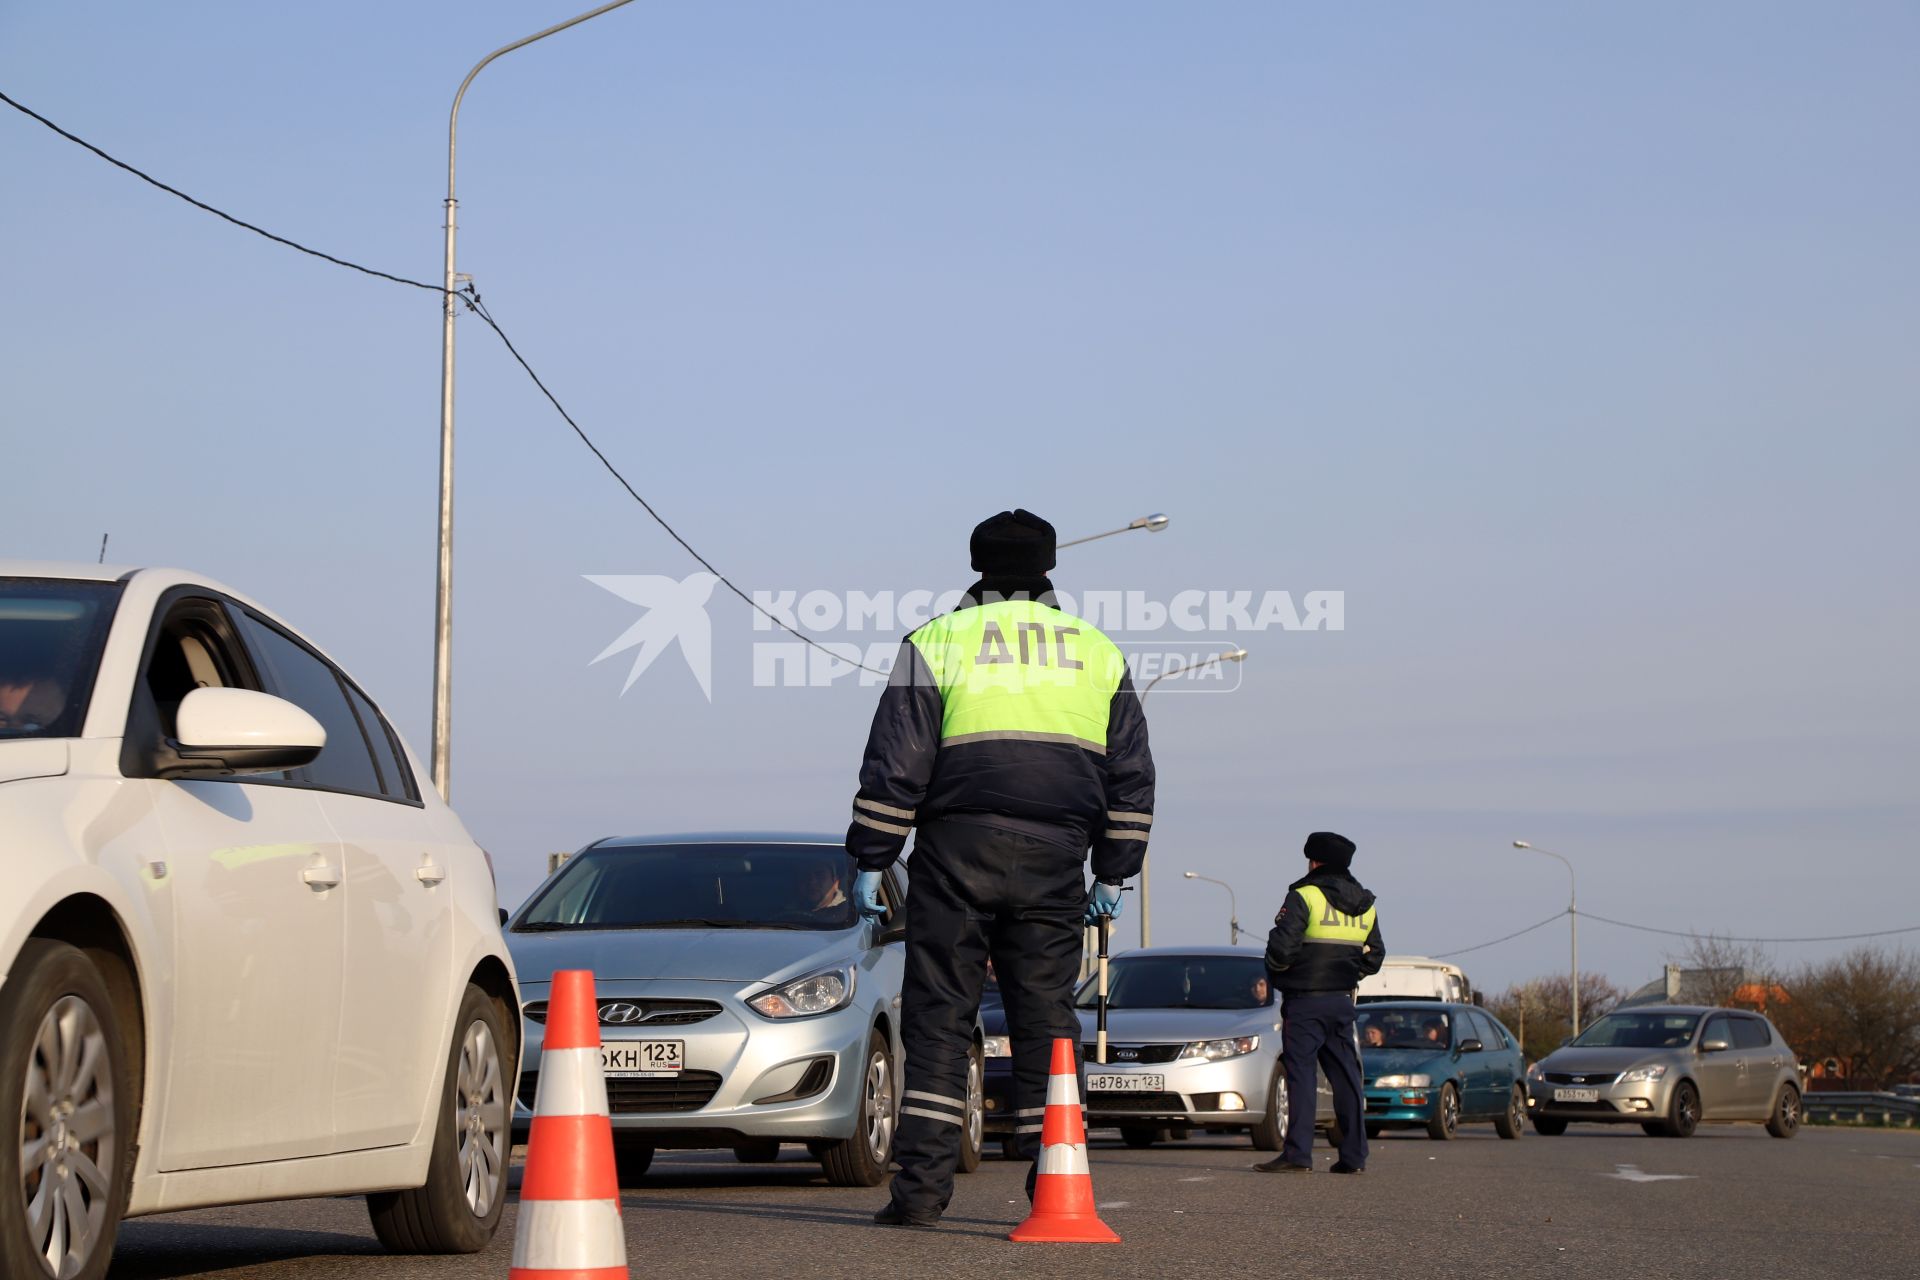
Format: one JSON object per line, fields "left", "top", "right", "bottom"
{"left": 1513, "top": 840, "right": 1581, "bottom": 1035}
{"left": 1058, "top": 513, "right": 1170, "bottom": 549}
{"left": 430, "top": 0, "right": 639, "bottom": 800}
{"left": 1183, "top": 871, "right": 1243, "bottom": 945}
{"left": 1132, "top": 646, "right": 1248, "bottom": 950}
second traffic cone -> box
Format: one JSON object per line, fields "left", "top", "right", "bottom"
{"left": 511, "top": 969, "right": 630, "bottom": 1280}
{"left": 1009, "top": 1037, "right": 1120, "bottom": 1244}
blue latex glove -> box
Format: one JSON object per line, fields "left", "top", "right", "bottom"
{"left": 1084, "top": 881, "right": 1125, "bottom": 926}
{"left": 853, "top": 870, "right": 887, "bottom": 922}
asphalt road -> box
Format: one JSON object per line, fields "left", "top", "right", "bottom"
{"left": 109, "top": 1124, "right": 1919, "bottom": 1280}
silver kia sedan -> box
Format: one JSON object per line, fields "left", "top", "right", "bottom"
{"left": 1073, "top": 947, "right": 1334, "bottom": 1150}
{"left": 507, "top": 833, "right": 985, "bottom": 1184}
{"left": 1525, "top": 1004, "right": 1802, "bottom": 1138}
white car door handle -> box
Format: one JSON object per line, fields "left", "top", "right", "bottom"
{"left": 301, "top": 864, "right": 342, "bottom": 889}
{"left": 415, "top": 863, "right": 446, "bottom": 886}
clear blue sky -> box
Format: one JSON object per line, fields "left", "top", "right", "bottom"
{"left": 3, "top": 2, "right": 1915, "bottom": 993}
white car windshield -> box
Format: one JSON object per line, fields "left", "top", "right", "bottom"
{"left": 514, "top": 844, "right": 859, "bottom": 932}
{"left": 1078, "top": 955, "right": 1272, "bottom": 1010}
{"left": 0, "top": 579, "right": 120, "bottom": 739}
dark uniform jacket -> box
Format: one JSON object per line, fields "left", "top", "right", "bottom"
{"left": 1265, "top": 867, "right": 1386, "bottom": 995}
{"left": 844, "top": 583, "right": 1155, "bottom": 882}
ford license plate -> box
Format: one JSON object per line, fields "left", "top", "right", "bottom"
{"left": 1087, "top": 1073, "right": 1164, "bottom": 1092}
{"left": 602, "top": 1040, "right": 684, "bottom": 1077}
{"left": 1553, "top": 1087, "right": 1599, "bottom": 1103}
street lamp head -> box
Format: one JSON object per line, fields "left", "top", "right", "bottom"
{"left": 1131, "top": 513, "right": 1171, "bottom": 533}
{"left": 1512, "top": 840, "right": 1532, "bottom": 849}
{"left": 1222, "top": 647, "right": 1248, "bottom": 663}
{"left": 1183, "top": 871, "right": 1197, "bottom": 879}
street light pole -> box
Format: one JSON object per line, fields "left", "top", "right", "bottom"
{"left": 1183, "top": 871, "right": 1242, "bottom": 944}
{"left": 1057, "top": 513, "right": 1170, "bottom": 549}
{"left": 430, "top": 0, "right": 639, "bottom": 801}
{"left": 1514, "top": 840, "right": 1580, "bottom": 1035}
{"left": 1132, "top": 646, "right": 1247, "bottom": 949}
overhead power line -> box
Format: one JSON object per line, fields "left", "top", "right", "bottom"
{"left": 1, "top": 87, "right": 885, "bottom": 675}
{"left": 1433, "top": 910, "right": 1569, "bottom": 959}
{"left": 1578, "top": 911, "right": 1920, "bottom": 946}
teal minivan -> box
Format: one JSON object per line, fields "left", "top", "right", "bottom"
{"left": 1358, "top": 1002, "right": 1528, "bottom": 1140}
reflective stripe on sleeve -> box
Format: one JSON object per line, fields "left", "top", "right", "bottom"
{"left": 1102, "top": 829, "right": 1150, "bottom": 843}
{"left": 854, "top": 797, "right": 917, "bottom": 821}
{"left": 1105, "top": 811, "right": 1152, "bottom": 826}
{"left": 851, "top": 810, "right": 911, "bottom": 837}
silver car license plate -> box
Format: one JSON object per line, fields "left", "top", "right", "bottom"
{"left": 602, "top": 1040, "right": 684, "bottom": 1077}
{"left": 1553, "top": 1087, "right": 1599, "bottom": 1103}
{"left": 1088, "top": 1073, "right": 1164, "bottom": 1092}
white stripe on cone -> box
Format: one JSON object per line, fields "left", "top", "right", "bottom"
{"left": 1037, "top": 1142, "right": 1090, "bottom": 1176}
{"left": 532, "top": 1047, "right": 611, "bottom": 1119}
{"left": 1045, "top": 1071, "right": 1081, "bottom": 1108}
{"left": 511, "top": 1199, "right": 626, "bottom": 1269}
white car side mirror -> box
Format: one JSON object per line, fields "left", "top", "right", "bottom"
{"left": 168, "top": 688, "right": 325, "bottom": 777}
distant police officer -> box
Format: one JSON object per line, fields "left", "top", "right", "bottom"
{"left": 845, "top": 510, "right": 1155, "bottom": 1227}
{"left": 1259, "top": 831, "right": 1384, "bottom": 1174}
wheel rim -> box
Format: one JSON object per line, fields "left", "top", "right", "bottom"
{"left": 454, "top": 1020, "right": 507, "bottom": 1218}
{"left": 863, "top": 1050, "right": 894, "bottom": 1163}
{"left": 1780, "top": 1090, "right": 1799, "bottom": 1131}
{"left": 965, "top": 1054, "right": 983, "bottom": 1154}
{"left": 1677, "top": 1085, "right": 1698, "bottom": 1131}
{"left": 19, "top": 995, "right": 115, "bottom": 1280}
{"left": 1443, "top": 1086, "right": 1459, "bottom": 1133}
{"left": 1272, "top": 1073, "right": 1288, "bottom": 1133}
{"left": 1510, "top": 1088, "right": 1525, "bottom": 1133}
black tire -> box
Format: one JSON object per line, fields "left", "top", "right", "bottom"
{"left": 732, "top": 1139, "right": 781, "bottom": 1164}
{"left": 999, "top": 1138, "right": 1023, "bottom": 1162}
{"left": 1766, "top": 1085, "right": 1800, "bottom": 1139}
{"left": 368, "top": 985, "right": 512, "bottom": 1254}
{"left": 1532, "top": 1115, "right": 1568, "bottom": 1136}
{"left": 1662, "top": 1081, "right": 1701, "bottom": 1138}
{"left": 614, "top": 1138, "right": 655, "bottom": 1183}
{"left": 1426, "top": 1082, "right": 1460, "bottom": 1140}
{"left": 1251, "top": 1064, "right": 1285, "bottom": 1151}
{"left": 819, "top": 1031, "right": 894, "bottom": 1187}
{"left": 1326, "top": 1117, "right": 1345, "bottom": 1149}
{"left": 0, "top": 939, "right": 135, "bottom": 1280}
{"left": 1494, "top": 1085, "right": 1526, "bottom": 1140}
{"left": 1365, "top": 1122, "right": 1384, "bottom": 1140}
{"left": 1120, "top": 1126, "right": 1160, "bottom": 1149}
{"left": 957, "top": 1043, "right": 985, "bottom": 1174}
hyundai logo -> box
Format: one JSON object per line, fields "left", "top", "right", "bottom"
{"left": 598, "top": 1002, "right": 647, "bottom": 1025}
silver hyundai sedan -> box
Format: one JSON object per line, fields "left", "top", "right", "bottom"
{"left": 1073, "top": 947, "right": 1334, "bottom": 1150}
{"left": 1525, "top": 1004, "right": 1802, "bottom": 1138}
{"left": 506, "top": 833, "right": 985, "bottom": 1184}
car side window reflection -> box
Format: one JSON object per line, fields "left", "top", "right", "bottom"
{"left": 234, "top": 612, "right": 383, "bottom": 798}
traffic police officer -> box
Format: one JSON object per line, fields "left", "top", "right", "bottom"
{"left": 1259, "top": 831, "right": 1384, "bottom": 1174}
{"left": 845, "top": 509, "right": 1155, "bottom": 1227}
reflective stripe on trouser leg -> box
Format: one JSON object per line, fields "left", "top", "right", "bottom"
{"left": 985, "top": 837, "right": 1087, "bottom": 1168}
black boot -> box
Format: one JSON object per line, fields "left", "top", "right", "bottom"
{"left": 873, "top": 1200, "right": 942, "bottom": 1228}
{"left": 1252, "top": 1156, "right": 1312, "bottom": 1173}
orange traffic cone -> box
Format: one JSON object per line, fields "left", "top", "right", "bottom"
{"left": 511, "top": 970, "right": 630, "bottom": 1280}
{"left": 1009, "top": 1037, "right": 1120, "bottom": 1244}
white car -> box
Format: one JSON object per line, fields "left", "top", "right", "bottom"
{"left": 0, "top": 562, "right": 519, "bottom": 1280}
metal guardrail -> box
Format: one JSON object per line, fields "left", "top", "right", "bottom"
{"left": 1802, "top": 1091, "right": 1920, "bottom": 1126}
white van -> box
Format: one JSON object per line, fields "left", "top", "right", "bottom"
{"left": 1357, "top": 956, "right": 1472, "bottom": 1004}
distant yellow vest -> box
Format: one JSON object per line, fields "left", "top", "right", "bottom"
{"left": 1297, "top": 884, "right": 1376, "bottom": 947}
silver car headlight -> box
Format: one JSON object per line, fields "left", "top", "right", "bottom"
{"left": 747, "top": 965, "right": 856, "bottom": 1019}
{"left": 1617, "top": 1064, "right": 1668, "bottom": 1084}
{"left": 1374, "top": 1073, "right": 1433, "bottom": 1089}
{"left": 982, "top": 1035, "right": 1013, "bottom": 1059}
{"left": 1179, "top": 1036, "right": 1258, "bottom": 1062}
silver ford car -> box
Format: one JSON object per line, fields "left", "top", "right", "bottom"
{"left": 506, "top": 833, "right": 985, "bottom": 1185}
{"left": 1073, "top": 947, "right": 1334, "bottom": 1150}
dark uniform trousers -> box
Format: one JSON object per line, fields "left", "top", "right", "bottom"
{"left": 1281, "top": 991, "right": 1369, "bottom": 1169}
{"left": 889, "top": 819, "right": 1087, "bottom": 1218}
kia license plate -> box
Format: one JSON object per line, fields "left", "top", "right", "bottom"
{"left": 602, "top": 1040, "right": 684, "bottom": 1077}
{"left": 1553, "top": 1087, "right": 1599, "bottom": 1103}
{"left": 1087, "top": 1073, "right": 1164, "bottom": 1092}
